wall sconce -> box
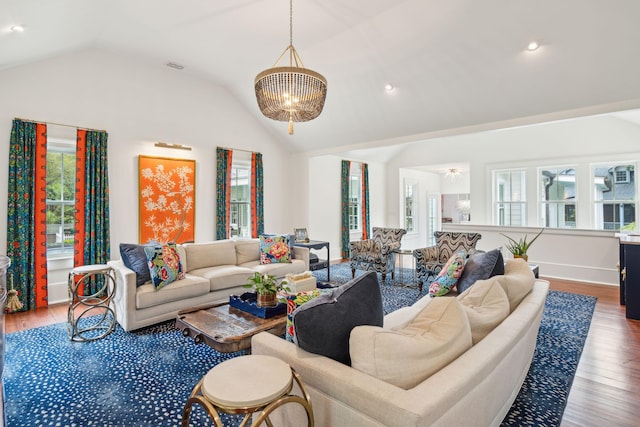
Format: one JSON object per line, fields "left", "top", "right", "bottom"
{"left": 155, "top": 142, "right": 192, "bottom": 151}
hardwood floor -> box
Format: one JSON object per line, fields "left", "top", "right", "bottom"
{"left": 4, "top": 277, "right": 640, "bottom": 426}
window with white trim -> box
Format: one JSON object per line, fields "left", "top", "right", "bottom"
{"left": 46, "top": 141, "right": 76, "bottom": 258}
{"left": 593, "top": 163, "right": 636, "bottom": 231}
{"left": 348, "top": 173, "right": 361, "bottom": 231}
{"left": 539, "top": 167, "right": 577, "bottom": 228}
{"left": 493, "top": 169, "right": 526, "bottom": 226}
{"left": 404, "top": 181, "right": 416, "bottom": 232}
{"left": 230, "top": 163, "right": 251, "bottom": 238}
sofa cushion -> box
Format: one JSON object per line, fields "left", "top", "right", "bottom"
{"left": 143, "top": 243, "right": 185, "bottom": 291}
{"left": 183, "top": 241, "right": 237, "bottom": 271}
{"left": 457, "top": 277, "right": 510, "bottom": 344}
{"left": 136, "top": 274, "right": 209, "bottom": 309}
{"left": 457, "top": 248, "right": 504, "bottom": 293}
{"left": 120, "top": 243, "right": 153, "bottom": 287}
{"left": 292, "top": 272, "right": 383, "bottom": 365}
{"left": 429, "top": 250, "right": 466, "bottom": 297}
{"left": 235, "top": 239, "right": 260, "bottom": 265}
{"left": 189, "top": 265, "right": 256, "bottom": 292}
{"left": 498, "top": 259, "right": 536, "bottom": 312}
{"left": 245, "top": 259, "right": 307, "bottom": 278}
{"left": 259, "top": 234, "right": 292, "bottom": 264}
{"left": 350, "top": 297, "right": 472, "bottom": 389}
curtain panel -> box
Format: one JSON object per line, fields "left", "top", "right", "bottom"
{"left": 340, "top": 160, "right": 351, "bottom": 259}
{"left": 215, "top": 148, "right": 233, "bottom": 240}
{"left": 251, "top": 152, "right": 264, "bottom": 238}
{"left": 5, "top": 119, "right": 48, "bottom": 311}
{"left": 74, "top": 129, "right": 111, "bottom": 296}
{"left": 361, "top": 162, "right": 370, "bottom": 240}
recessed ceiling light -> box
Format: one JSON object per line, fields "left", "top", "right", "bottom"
{"left": 527, "top": 41, "right": 539, "bottom": 51}
{"left": 9, "top": 25, "right": 25, "bottom": 32}
{"left": 384, "top": 83, "right": 394, "bottom": 91}
{"left": 166, "top": 62, "right": 184, "bottom": 70}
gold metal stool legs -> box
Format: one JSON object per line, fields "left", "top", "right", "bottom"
{"left": 181, "top": 367, "right": 314, "bottom": 427}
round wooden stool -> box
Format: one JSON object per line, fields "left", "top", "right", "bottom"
{"left": 67, "top": 264, "right": 116, "bottom": 341}
{"left": 181, "top": 355, "right": 314, "bottom": 426}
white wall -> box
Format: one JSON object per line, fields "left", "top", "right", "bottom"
{"left": 0, "top": 48, "right": 295, "bottom": 303}
{"left": 386, "top": 115, "right": 640, "bottom": 285}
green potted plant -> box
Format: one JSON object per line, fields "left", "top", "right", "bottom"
{"left": 501, "top": 228, "right": 544, "bottom": 262}
{"left": 243, "top": 272, "right": 289, "bottom": 307}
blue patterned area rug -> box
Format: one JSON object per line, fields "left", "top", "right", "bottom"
{"left": 4, "top": 273, "right": 595, "bottom": 427}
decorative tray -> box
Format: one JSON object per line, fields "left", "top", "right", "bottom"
{"left": 229, "top": 292, "right": 286, "bottom": 319}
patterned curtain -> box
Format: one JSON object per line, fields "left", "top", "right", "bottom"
{"left": 215, "top": 147, "right": 233, "bottom": 240}
{"left": 340, "top": 160, "right": 351, "bottom": 259}
{"left": 74, "top": 129, "right": 111, "bottom": 296}
{"left": 5, "top": 119, "right": 48, "bottom": 311}
{"left": 361, "top": 162, "right": 370, "bottom": 240}
{"left": 251, "top": 152, "right": 264, "bottom": 238}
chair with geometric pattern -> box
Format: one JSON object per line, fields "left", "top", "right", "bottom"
{"left": 349, "top": 227, "right": 407, "bottom": 284}
{"left": 412, "top": 231, "right": 482, "bottom": 292}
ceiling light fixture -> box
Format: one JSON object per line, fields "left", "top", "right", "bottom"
{"left": 9, "top": 25, "right": 25, "bottom": 32}
{"left": 445, "top": 168, "right": 461, "bottom": 180}
{"left": 166, "top": 62, "right": 184, "bottom": 70}
{"left": 254, "top": 0, "right": 327, "bottom": 135}
{"left": 527, "top": 41, "right": 539, "bottom": 51}
{"left": 385, "top": 83, "right": 394, "bottom": 91}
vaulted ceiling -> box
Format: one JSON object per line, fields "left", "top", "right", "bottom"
{"left": 2, "top": 0, "right": 640, "bottom": 154}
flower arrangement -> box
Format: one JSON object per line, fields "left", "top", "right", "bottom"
{"left": 501, "top": 228, "right": 544, "bottom": 261}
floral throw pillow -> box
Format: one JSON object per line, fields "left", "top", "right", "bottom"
{"left": 282, "top": 289, "right": 331, "bottom": 342}
{"left": 260, "top": 234, "right": 292, "bottom": 264}
{"left": 143, "top": 243, "right": 185, "bottom": 291}
{"left": 429, "top": 250, "right": 466, "bottom": 297}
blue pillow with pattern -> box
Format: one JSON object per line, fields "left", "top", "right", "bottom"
{"left": 143, "top": 243, "right": 185, "bottom": 291}
{"left": 429, "top": 250, "right": 466, "bottom": 297}
{"left": 259, "top": 234, "right": 292, "bottom": 264}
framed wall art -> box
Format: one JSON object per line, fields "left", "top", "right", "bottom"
{"left": 139, "top": 155, "right": 196, "bottom": 244}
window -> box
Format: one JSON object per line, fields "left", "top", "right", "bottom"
{"left": 427, "top": 193, "right": 440, "bottom": 246}
{"left": 404, "top": 182, "right": 416, "bottom": 232}
{"left": 46, "top": 145, "right": 76, "bottom": 258}
{"left": 539, "top": 167, "right": 576, "bottom": 228}
{"left": 230, "top": 164, "right": 251, "bottom": 238}
{"left": 593, "top": 164, "right": 636, "bottom": 230}
{"left": 348, "top": 173, "right": 361, "bottom": 231}
{"left": 494, "top": 170, "right": 526, "bottom": 226}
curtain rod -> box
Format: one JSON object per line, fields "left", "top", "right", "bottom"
{"left": 14, "top": 117, "right": 107, "bottom": 133}
{"left": 217, "top": 146, "right": 260, "bottom": 155}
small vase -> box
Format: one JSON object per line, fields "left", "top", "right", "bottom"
{"left": 514, "top": 254, "right": 529, "bottom": 262}
{"left": 257, "top": 292, "right": 277, "bottom": 307}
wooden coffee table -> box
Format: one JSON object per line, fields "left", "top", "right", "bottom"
{"left": 175, "top": 302, "right": 286, "bottom": 353}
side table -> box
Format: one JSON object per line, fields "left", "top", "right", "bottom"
{"left": 67, "top": 264, "right": 117, "bottom": 342}
{"left": 395, "top": 248, "right": 417, "bottom": 288}
{"left": 293, "top": 240, "right": 330, "bottom": 281}
{"left": 181, "top": 355, "right": 314, "bottom": 426}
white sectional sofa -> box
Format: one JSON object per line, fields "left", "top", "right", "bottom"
{"left": 252, "top": 259, "right": 550, "bottom": 427}
{"left": 108, "top": 239, "right": 309, "bottom": 332}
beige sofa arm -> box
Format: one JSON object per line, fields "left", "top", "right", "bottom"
{"left": 107, "top": 259, "right": 138, "bottom": 332}
{"left": 292, "top": 245, "right": 310, "bottom": 270}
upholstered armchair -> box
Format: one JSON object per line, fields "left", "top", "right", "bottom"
{"left": 349, "top": 227, "right": 407, "bottom": 283}
{"left": 413, "top": 231, "right": 482, "bottom": 292}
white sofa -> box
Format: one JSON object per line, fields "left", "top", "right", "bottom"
{"left": 108, "top": 239, "right": 309, "bottom": 332}
{"left": 252, "top": 259, "right": 550, "bottom": 427}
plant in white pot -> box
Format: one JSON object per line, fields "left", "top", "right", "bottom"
{"left": 501, "top": 228, "right": 544, "bottom": 262}
{"left": 243, "top": 272, "right": 289, "bottom": 307}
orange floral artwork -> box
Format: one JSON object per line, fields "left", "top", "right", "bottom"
{"left": 139, "top": 156, "right": 195, "bottom": 244}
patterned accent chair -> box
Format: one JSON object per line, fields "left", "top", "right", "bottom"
{"left": 413, "top": 231, "right": 482, "bottom": 292}
{"left": 349, "top": 227, "right": 407, "bottom": 283}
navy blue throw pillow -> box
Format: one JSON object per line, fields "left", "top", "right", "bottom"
{"left": 457, "top": 248, "right": 504, "bottom": 294}
{"left": 120, "top": 243, "right": 153, "bottom": 287}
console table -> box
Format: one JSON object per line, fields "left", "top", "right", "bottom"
{"left": 293, "top": 240, "right": 330, "bottom": 281}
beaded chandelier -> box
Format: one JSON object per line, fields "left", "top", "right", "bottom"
{"left": 254, "top": 0, "right": 327, "bottom": 135}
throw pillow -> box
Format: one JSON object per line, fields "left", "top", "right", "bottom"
{"left": 428, "top": 250, "right": 466, "bottom": 297}
{"left": 120, "top": 242, "right": 156, "bottom": 287}
{"left": 457, "top": 278, "right": 510, "bottom": 344}
{"left": 456, "top": 248, "right": 505, "bottom": 294}
{"left": 143, "top": 243, "right": 185, "bottom": 291}
{"left": 259, "top": 235, "right": 292, "bottom": 264}
{"left": 350, "top": 297, "right": 472, "bottom": 389}
{"left": 282, "top": 289, "right": 330, "bottom": 342}
{"left": 292, "top": 271, "right": 383, "bottom": 365}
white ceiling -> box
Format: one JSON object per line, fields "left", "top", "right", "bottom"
{"left": 2, "top": 0, "right": 640, "bottom": 154}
